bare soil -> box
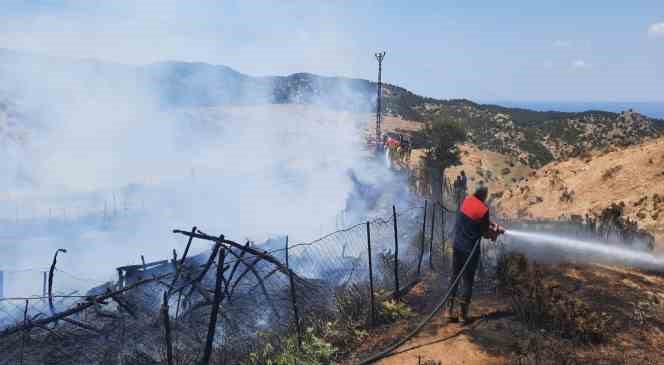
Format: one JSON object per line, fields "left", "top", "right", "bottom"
{"left": 347, "top": 262, "right": 664, "bottom": 364}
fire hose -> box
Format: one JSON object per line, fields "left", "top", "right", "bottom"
{"left": 358, "top": 237, "right": 482, "bottom": 364}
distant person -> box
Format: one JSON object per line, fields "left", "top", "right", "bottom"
{"left": 459, "top": 171, "right": 468, "bottom": 192}
{"left": 454, "top": 175, "right": 464, "bottom": 208}
{"left": 446, "top": 185, "right": 504, "bottom": 324}
{"left": 405, "top": 140, "right": 412, "bottom": 161}
{"left": 401, "top": 140, "right": 409, "bottom": 162}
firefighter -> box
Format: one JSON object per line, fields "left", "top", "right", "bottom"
{"left": 446, "top": 185, "right": 503, "bottom": 324}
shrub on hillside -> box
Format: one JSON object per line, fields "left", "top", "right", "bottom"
{"left": 601, "top": 165, "right": 622, "bottom": 180}
{"left": 518, "top": 139, "right": 554, "bottom": 167}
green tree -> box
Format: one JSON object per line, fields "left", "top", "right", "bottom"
{"left": 414, "top": 117, "right": 466, "bottom": 203}
{"left": 416, "top": 117, "right": 466, "bottom": 169}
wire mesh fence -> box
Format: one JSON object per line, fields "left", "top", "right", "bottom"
{"left": 0, "top": 198, "right": 504, "bottom": 364}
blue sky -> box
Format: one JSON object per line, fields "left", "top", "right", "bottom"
{"left": 1, "top": 0, "right": 662, "bottom": 101}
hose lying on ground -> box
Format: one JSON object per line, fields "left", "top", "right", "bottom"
{"left": 358, "top": 238, "right": 482, "bottom": 364}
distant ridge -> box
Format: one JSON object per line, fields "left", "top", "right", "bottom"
{"left": 484, "top": 100, "right": 664, "bottom": 119}
{"left": 1, "top": 49, "right": 663, "bottom": 167}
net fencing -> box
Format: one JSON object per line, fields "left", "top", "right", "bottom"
{"left": 0, "top": 199, "right": 503, "bottom": 364}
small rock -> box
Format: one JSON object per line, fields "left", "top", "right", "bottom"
{"left": 528, "top": 196, "right": 543, "bottom": 205}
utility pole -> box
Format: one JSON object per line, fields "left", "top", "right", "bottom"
{"left": 375, "top": 51, "right": 386, "bottom": 148}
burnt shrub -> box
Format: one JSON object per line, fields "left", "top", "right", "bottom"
{"left": 496, "top": 253, "right": 609, "bottom": 344}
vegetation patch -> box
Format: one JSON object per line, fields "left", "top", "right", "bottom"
{"left": 518, "top": 139, "right": 555, "bottom": 167}
{"left": 248, "top": 327, "right": 337, "bottom": 365}
{"left": 496, "top": 253, "right": 610, "bottom": 344}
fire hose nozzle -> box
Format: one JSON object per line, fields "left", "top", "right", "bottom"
{"left": 487, "top": 222, "right": 506, "bottom": 241}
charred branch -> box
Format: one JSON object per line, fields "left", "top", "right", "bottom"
{"left": 0, "top": 271, "right": 175, "bottom": 338}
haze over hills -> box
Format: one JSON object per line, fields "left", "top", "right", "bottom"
{"left": 1, "top": 48, "right": 663, "bottom": 170}
{"left": 1, "top": 47, "right": 664, "bottom": 364}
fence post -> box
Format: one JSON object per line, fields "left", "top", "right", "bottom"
{"left": 202, "top": 241, "right": 225, "bottom": 365}
{"left": 441, "top": 205, "right": 447, "bottom": 270}
{"left": 392, "top": 205, "right": 400, "bottom": 300}
{"left": 286, "top": 235, "right": 303, "bottom": 349}
{"left": 19, "top": 300, "right": 28, "bottom": 365}
{"left": 366, "top": 221, "right": 376, "bottom": 326}
{"left": 429, "top": 203, "right": 436, "bottom": 270}
{"left": 169, "top": 226, "right": 197, "bottom": 297}
{"left": 162, "top": 292, "right": 174, "bottom": 365}
{"left": 417, "top": 200, "right": 427, "bottom": 276}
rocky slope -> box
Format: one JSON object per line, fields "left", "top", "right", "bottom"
{"left": 494, "top": 137, "right": 664, "bottom": 248}
{"left": 411, "top": 101, "right": 664, "bottom": 167}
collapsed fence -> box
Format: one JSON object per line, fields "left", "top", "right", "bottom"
{"left": 5, "top": 182, "right": 643, "bottom": 364}
{"left": 0, "top": 199, "right": 504, "bottom": 364}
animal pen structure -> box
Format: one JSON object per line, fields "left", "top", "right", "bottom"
{"left": 0, "top": 201, "right": 502, "bottom": 364}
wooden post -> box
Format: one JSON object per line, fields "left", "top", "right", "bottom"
{"left": 201, "top": 242, "right": 225, "bottom": 365}
{"left": 392, "top": 205, "right": 400, "bottom": 300}
{"left": 169, "top": 226, "right": 197, "bottom": 297}
{"left": 417, "top": 201, "right": 427, "bottom": 276}
{"left": 162, "top": 292, "right": 174, "bottom": 365}
{"left": 286, "top": 235, "right": 303, "bottom": 349}
{"left": 366, "top": 221, "right": 376, "bottom": 326}
{"left": 19, "top": 300, "right": 27, "bottom": 365}
{"left": 441, "top": 205, "right": 447, "bottom": 270}
{"left": 429, "top": 203, "right": 436, "bottom": 270}
{"left": 48, "top": 249, "right": 66, "bottom": 315}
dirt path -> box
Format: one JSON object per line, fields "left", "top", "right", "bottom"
{"left": 370, "top": 294, "right": 514, "bottom": 365}
{"left": 377, "top": 317, "right": 509, "bottom": 365}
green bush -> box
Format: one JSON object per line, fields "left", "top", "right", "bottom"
{"left": 378, "top": 299, "right": 415, "bottom": 322}
{"left": 518, "top": 139, "right": 554, "bottom": 167}
{"left": 247, "top": 328, "right": 337, "bottom": 365}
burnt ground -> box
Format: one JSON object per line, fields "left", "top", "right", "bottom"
{"left": 345, "top": 263, "right": 664, "bottom": 365}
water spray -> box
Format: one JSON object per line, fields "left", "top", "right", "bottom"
{"left": 504, "top": 229, "right": 664, "bottom": 268}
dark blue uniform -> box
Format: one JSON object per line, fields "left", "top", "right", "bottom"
{"left": 453, "top": 195, "right": 490, "bottom": 252}
{"left": 449, "top": 195, "right": 490, "bottom": 308}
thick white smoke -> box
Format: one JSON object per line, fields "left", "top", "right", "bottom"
{"left": 0, "top": 52, "right": 414, "bottom": 298}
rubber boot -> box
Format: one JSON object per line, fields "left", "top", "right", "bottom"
{"left": 445, "top": 300, "right": 458, "bottom": 322}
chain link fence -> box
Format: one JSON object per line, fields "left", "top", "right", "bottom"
{"left": 0, "top": 196, "right": 504, "bottom": 364}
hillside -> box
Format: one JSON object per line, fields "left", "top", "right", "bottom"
{"left": 411, "top": 101, "right": 664, "bottom": 167}
{"left": 2, "top": 48, "right": 663, "bottom": 168}
{"left": 350, "top": 259, "right": 664, "bottom": 364}
{"left": 141, "top": 61, "right": 664, "bottom": 168}
{"left": 494, "top": 137, "right": 664, "bottom": 248}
